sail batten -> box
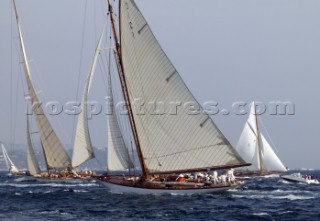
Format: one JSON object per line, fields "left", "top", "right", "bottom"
{"left": 119, "top": 0, "right": 246, "bottom": 173}
{"left": 13, "top": 0, "right": 71, "bottom": 169}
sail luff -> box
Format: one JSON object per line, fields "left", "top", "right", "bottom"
{"left": 108, "top": 0, "right": 147, "bottom": 176}
{"left": 26, "top": 114, "right": 41, "bottom": 175}
{"left": 119, "top": 0, "right": 247, "bottom": 174}
{"left": 13, "top": 0, "right": 71, "bottom": 169}
{"left": 71, "top": 27, "right": 105, "bottom": 168}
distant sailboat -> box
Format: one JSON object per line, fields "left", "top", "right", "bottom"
{"left": 96, "top": 0, "right": 250, "bottom": 194}
{"left": 1, "top": 143, "right": 22, "bottom": 175}
{"left": 12, "top": 0, "right": 72, "bottom": 177}
{"left": 234, "top": 102, "right": 287, "bottom": 177}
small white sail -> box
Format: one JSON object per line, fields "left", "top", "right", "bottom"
{"left": 119, "top": 0, "right": 246, "bottom": 174}
{"left": 1, "top": 144, "right": 20, "bottom": 174}
{"left": 261, "top": 134, "right": 287, "bottom": 172}
{"left": 13, "top": 0, "right": 71, "bottom": 169}
{"left": 26, "top": 115, "right": 41, "bottom": 175}
{"left": 236, "top": 102, "right": 287, "bottom": 173}
{"left": 107, "top": 55, "right": 134, "bottom": 172}
{"left": 71, "top": 28, "right": 106, "bottom": 168}
{"left": 235, "top": 103, "right": 261, "bottom": 171}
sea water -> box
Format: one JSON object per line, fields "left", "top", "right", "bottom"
{"left": 0, "top": 170, "right": 320, "bottom": 221}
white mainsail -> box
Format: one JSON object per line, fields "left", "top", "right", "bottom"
{"left": 119, "top": 0, "right": 246, "bottom": 174}
{"left": 235, "top": 104, "right": 261, "bottom": 171}
{"left": 71, "top": 28, "right": 106, "bottom": 168}
{"left": 235, "top": 102, "right": 287, "bottom": 173}
{"left": 26, "top": 115, "right": 41, "bottom": 175}
{"left": 1, "top": 143, "right": 20, "bottom": 174}
{"left": 13, "top": 0, "right": 71, "bottom": 169}
{"left": 107, "top": 54, "right": 134, "bottom": 172}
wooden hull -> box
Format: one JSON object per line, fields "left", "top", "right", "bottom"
{"left": 97, "top": 176, "right": 243, "bottom": 195}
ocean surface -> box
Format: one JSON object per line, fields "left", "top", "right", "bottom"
{"left": 0, "top": 170, "right": 320, "bottom": 221}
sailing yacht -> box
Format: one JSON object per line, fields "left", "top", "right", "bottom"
{"left": 234, "top": 102, "right": 288, "bottom": 177}
{"left": 1, "top": 143, "right": 23, "bottom": 175}
{"left": 12, "top": 0, "right": 73, "bottom": 179}
{"left": 95, "top": 0, "right": 250, "bottom": 194}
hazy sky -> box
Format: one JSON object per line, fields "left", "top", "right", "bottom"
{"left": 1, "top": 0, "right": 320, "bottom": 169}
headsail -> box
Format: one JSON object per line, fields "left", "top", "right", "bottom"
{"left": 107, "top": 53, "right": 134, "bottom": 172}
{"left": 261, "top": 134, "right": 287, "bottom": 172}
{"left": 26, "top": 114, "right": 41, "bottom": 175}
{"left": 71, "top": 27, "right": 105, "bottom": 168}
{"left": 1, "top": 143, "right": 20, "bottom": 174}
{"left": 119, "top": 0, "right": 247, "bottom": 174}
{"left": 13, "top": 0, "right": 71, "bottom": 169}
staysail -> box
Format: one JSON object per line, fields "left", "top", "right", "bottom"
{"left": 261, "top": 134, "right": 287, "bottom": 172}
{"left": 235, "top": 102, "right": 287, "bottom": 173}
{"left": 71, "top": 28, "right": 105, "bottom": 168}
{"left": 107, "top": 51, "right": 134, "bottom": 172}
{"left": 1, "top": 143, "right": 20, "bottom": 174}
{"left": 119, "top": 0, "right": 246, "bottom": 174}
{"left": 13, "top": 0, "right": 71, "bottom": 169}
{"left": 26, "top": 114, "right": 41, "bottom": 175}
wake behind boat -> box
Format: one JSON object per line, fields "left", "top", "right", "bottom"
{"left": 281, "top": 173, "right": 319, "bottom": 184}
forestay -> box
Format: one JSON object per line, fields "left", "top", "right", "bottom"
{"left": 120, "top": 0, "right": 246, "bottom": 174}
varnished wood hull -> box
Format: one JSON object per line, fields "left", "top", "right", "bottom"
{"left": 97, "top": 176, "right": 243, "bottom": 195}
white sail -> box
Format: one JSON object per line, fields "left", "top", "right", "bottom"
{"left": 235, "top": 103, "right": 261, "bottom": 171}
{"left": 261, "top": 134, "right": 287, "bottom": 172}
{"left": 1, "top": 144, "right": 20, "bottom": 174}
{"left": 236, "top": 102, "right": 287, "bottom": 173}
{"left": 107, "top": 53, "right": 134, "bottom": 172}
{"left": 119, "top": 0, "right": 246, "bottom": 174}
{"left": 71, "top": 28, "right": 105, "bottom": 168}
{"left": 26, "top": 115, "right": 41, "bottom": 175}
{"left": 13, "top": 1, "right": 71, "bottom": 169}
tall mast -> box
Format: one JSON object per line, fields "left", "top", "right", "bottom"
{"left": 107, "top": 0, "right": 147, "bottom": 177}
{"left": 254, "top": 102, "right": 264, "bottom": 175}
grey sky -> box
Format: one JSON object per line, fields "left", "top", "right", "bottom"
{"left": 1, "top": 0, "right": 320, "bottom": 169}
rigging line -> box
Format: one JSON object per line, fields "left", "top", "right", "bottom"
{"left": 259, "top": 117, "right": 280, "bottom": 153}
{"left": 31, "top": 61, "right": 71, "bottom": 144}
{"left": 10, "top": 0, "right": 13, "bottom": 152}
{"left": 71, "top": 0, "right": 89, "bottom": 146}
